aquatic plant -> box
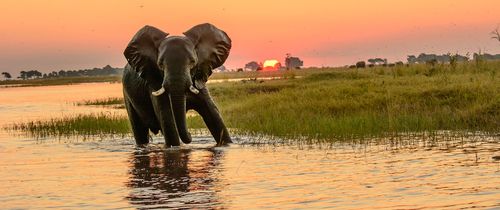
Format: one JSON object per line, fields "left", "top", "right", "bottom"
{"left": 5, "top": 111, "right": 208, "bottom": 139}
{"left": 210, "top": 60, "right": 500, "bottom": 139}
{"left": 6, "top": 112, "right": 130, "bottom": 139}
{"left": 6, "top": 60, "right": 499, "bottom": 140}
{"left": 76, "top": 97, "right": 125, "bottom": 107}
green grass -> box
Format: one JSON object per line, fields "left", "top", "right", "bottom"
{"left": 0, "top": 76, "right": 121, "bottom": 87}
{"left": 207, "top": 61, "right": 500, "bottom": 139}
{"left": 76, "top": 97, "right": 125, "bottom": 108}
{"left": 6, "top": 61, "right": 500, "bottom": 140}
{"left": 209, "top": 68, "right": 336, "bottom": 80}
{"left": 6, "top": 113, "right": 130, "bottom": 139}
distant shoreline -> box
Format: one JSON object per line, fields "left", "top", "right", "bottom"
{"left": 0, "top": 67, "right": 343, "bottom": 88}
{"left": 5, "top": 60, "right": 499, "bottom": 139}
{"left": 0, "top": 75, "right": 122, "bottom": 88}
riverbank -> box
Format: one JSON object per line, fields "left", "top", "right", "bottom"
{"left": 6, "top": 61, "right": 500, "bottom": 140}
{"left": 0, "top": 75, "right": 122, "bottom": 87}
{"left": 210, "top": 61, "right": 499, "bottom": 139}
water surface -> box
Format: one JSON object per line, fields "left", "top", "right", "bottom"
{"left": 0, "top": 83, "right": 499, "bottom": 209}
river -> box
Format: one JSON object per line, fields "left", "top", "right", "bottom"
{"left": 0, "top": 83, "right": 498, "bottom": 209}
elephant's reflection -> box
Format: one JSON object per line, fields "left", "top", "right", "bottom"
{"left": 126, "top": 147, "right": 224, "bottom": 208}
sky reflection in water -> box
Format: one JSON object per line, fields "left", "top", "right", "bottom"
{"left": 0, "top": 83, "right": 498, "bottom": 209}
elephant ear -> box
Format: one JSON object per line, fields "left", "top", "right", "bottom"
{"left": 124, "top": 25, "right": 169, "bottom": 76}
{"left": 184, "top": 23, "right": 231, "bottom": 89}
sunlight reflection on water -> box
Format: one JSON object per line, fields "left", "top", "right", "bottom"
{"left": 0, "top": 83, "right": 499, "bottom": 209}
{"left": 0, "top": 83, "right": 125, "bottom": 126}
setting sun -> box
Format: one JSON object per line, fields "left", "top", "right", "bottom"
{"left": 0, "top": 1, "right": 499, "bottom": 209}
{"left": 262, "top": 59, "right": 281, "bottom": 71}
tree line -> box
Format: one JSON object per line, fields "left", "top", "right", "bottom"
{"left": 349, "top": 52, "right": 500, "bottom": 69}
{"left": 1, "top": 65, "right": 123, "bottom": 80}
{"left": 243, "top": 54, "right": 304, "bottom": 71}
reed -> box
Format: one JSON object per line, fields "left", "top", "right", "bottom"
{"left": 209, "top": 60, "right": 500, "bottom": 139}
{"left": 7, "top": 112, "right": 130, "bottom": 139}
{"left": 7, "top": 60, "right": 499, "bottom": 140}
{"left": 76, "top": 97, "right": 125, "bottom": 107}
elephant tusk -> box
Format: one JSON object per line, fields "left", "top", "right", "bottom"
{"left": 189, "top": 85, "right": 199, "bottom": 94}
{"left": 152, "top": 87, "right": 166, "bottom": 96}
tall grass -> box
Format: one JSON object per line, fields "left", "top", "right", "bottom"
{"left": 76, "top": 97, "right": 125, "bottom": 108}
{"left": 7, "top": 113, "right": 130, "bottom": 139}
{"left": 6, "top": 111, "right": 208, "bottom": 139}
{"left": 208, "top": 61, "right": 499, "bottom": 139}
{"left": 6, "top": 61, "right": 500, "bottom": 140}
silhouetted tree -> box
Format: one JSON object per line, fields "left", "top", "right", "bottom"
{"left": 473, "top": 53, "right": 500, "bottom": 60}
{"left": 36, "top": 65, "right": 123, "bottom": 79}
{"left": 492, "top": 26, "right": 500, "bottom": 42}
{"left": 285, "top": 53, "right": 303, "bottom": 70}
{"left": 31, "top": 70, "right": 42, "bottom": 78}
{"left": 408, "top": 53, "right": 471, "bottom": 64}
{"left": 1, "top": 72, "right": 12, "bottom": 79}
{"left": 356, "top": 61, "right": 366, "bottom": 68}
{"left": 245, "top": 61, "right": 260, "bottom": 71}
{"left": 18, "top": 70, "right": 42, "bottom": 80}
{"left": 19, "top": 71, "right": 26, "bottom": 79}
{"left": 215, "top": 65, "right": 226, "bottom": 72}
{"left": 407, "top": 55, "right": 418, "bottom": 64}
{"left": 367, "top": 58, "right": 386, "bottom": 65}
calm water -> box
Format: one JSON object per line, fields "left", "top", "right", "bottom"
{"left": 0, "top": 83, "right": 499, "bottom": 209}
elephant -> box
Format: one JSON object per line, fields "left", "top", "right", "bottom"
{"left": 122, "top": 23, "right": 232, "bottom": 147}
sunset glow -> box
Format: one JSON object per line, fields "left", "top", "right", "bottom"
{"left": 0, "top": 0, "right": 499, "bottom": 73}
{"left": 0, "top": 1, "right": 499, "bottom": 209}
{"left": 263, "top": 60, "right": 279, "bottom": 68}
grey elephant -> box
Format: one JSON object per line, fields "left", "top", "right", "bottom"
{"left": 122, "top": 23, "right": 232, "bottom": 147}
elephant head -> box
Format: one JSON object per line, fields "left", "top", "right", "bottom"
{"left": 124, "top": 23, "right": 231, "bottom": 144}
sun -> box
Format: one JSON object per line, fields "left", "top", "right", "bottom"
{"left": 262, "top": 59, "right": 281, "bottom": 71}
{"left": 263, "top": 59, "right": 279, "bottom": 68}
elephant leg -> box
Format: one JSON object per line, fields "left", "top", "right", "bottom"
{"left": 195, "top": 88, "right": 232, "bottom": 145}
{"left": 151, "top": 95, "right": 181, "bottom": 147}
{"left": 125, "top": 99, "right": 149, "bottom": 145}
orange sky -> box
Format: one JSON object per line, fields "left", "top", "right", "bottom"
{"left": 1, "top": 0, "right": 499, "bottom": 73}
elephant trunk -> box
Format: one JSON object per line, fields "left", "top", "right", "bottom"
{"left": 155, "top": 65, "right": 194, "bottom": 145}
{"left": 169, "top": 86, "right": 192, "bottom": 144}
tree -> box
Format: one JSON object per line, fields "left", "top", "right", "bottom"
{"left": 13, "top": 65, "right": 123, "bottom": 80}
{"left": 367, "top": 58, "right": 386, "bottom": 65}
{"left": 355, "top": 61, "right": 366, "bottom": 68}
{"left": 492, "top": 26, "right": 500, "bottom": 42}
{"left": 407, "top": 55, "right": 417, "bottom": 64}
{"left": 18, "top": 70, "right": 42, "bottom": 79}
{"left": 19, "top": 71, "right": 27, "bottom": 80}
{"left": 245, "top": 61, "right": 260, "bottom": 71}
{"left": 285, "top": 54, "right": 303, "bottom": 70}
{"left": 1, "top": 72, "right": 12, "bottom": 79}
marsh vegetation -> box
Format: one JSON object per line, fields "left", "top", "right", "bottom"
{"left": 76, "top": 97, "right": 125, "bottom": 109}
{"left": 6, "top": 61, "right": 499, "bottom": 140}
{"left": 212, "top": 61, "right": 499, "bottom": 139}
{"left": 2, "top": 60, "right": 499, "bottom": 209}
{"left": 6, "top": 113, "right": 130, "bottom": 139}
{"left": 0, "top": 75, "right": 121, "bottom": 87}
